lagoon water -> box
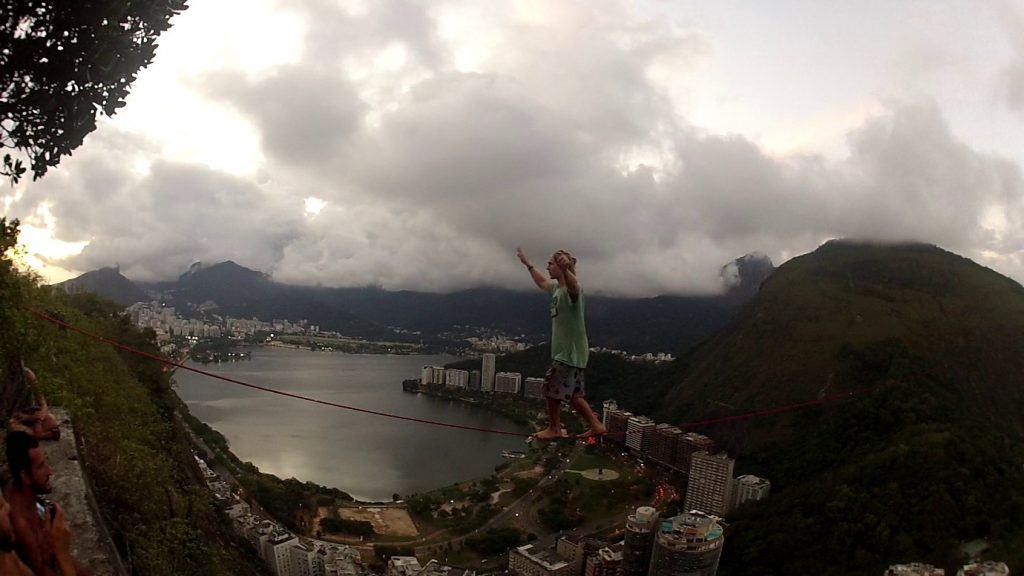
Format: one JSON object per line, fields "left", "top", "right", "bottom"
{"left": 173, "top": 346, "right": 528, "bottom": 501}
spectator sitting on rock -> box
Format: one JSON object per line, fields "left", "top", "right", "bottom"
{"left": 4, "top": 430, "right": 83, "bottom": 575}
{"left": 7, "top": 368, "right": 59, "bottom": 442}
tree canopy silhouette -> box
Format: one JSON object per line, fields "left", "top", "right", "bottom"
{"left": 1, "top": 0, "right": 187, "bottom": 184}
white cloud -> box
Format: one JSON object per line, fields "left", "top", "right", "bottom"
{"left": 5, "top": 0, "right": 1024, "bottom": 296}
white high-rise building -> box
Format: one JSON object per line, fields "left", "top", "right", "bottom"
{"left": 482, "top": 353, "right": 496, "bottom": 392}
{"left": 622, "top": 506, "right": 659, "bottom": 576}
{"left": 524, "top": 377, "right": 545, "bottom": 399}
{"left": 263, "top": 530, "right": 298, "bottom": 576}
{"left": 602, "top": 400, "right": 618, "bottom": 427}
{"left": 625, "top": 415, "right": 655, "bottom": 454}
{"left": 289, "top": 541, "right": 315, "bottom": 576}
{"left": 445, "top": 368, "right": 470, "bottom": 389}
{"left": 648, "top": 511, "right": 725, "bottom": 576}
{"left": 422, "top": 365, "right": 447, "bottom": 385}
{"left": 495, "top": 371, "right": 522, "bottom": 394}
{"left": 685, "top": 452, "right": 735, "bottom": 518}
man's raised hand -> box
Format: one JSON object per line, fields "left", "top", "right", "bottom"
{"left": 516, "top": 247, "right": 531, "bottom": 267}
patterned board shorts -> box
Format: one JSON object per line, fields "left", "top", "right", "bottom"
{"left": 542, "top": 361, "right": 586, "bottom": 402}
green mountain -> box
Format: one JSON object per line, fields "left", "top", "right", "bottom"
{"left": 654, "top": 241, "right": 1024, "bottom": 574}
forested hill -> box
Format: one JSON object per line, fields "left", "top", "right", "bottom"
{"left": 1, "top": 220, "right": 267, "bottom": 575}
{"left": 661, "top": 240, "right": 1024, "bottom": 431}
{"left": 653, "top": 241, "right": 1024, "bottom": 574}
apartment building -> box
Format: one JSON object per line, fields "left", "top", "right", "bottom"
{"left": 524, "top": 377, "right": 546, "bottom": 399}
{"left": 684, "top": 452, "right": 735, "bottom": 518}
{"left": 648, "top": 511, "right": 725, "bottom": 576}
{"left": 495, "top": 371, "right": 523, "bottom": 394}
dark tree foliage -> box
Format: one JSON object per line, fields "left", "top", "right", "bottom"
{"left": 0, "top": 217, "right": 34, "bottom": 420}
{"left": 464, "top": 527, "right": 524, "bottom": 556}
{"left": 0, "top": 0, "right": 188, "bottom": 182}
{"left": 373, "top": 545, "right": 415, "bottom": 560}
{"left": 320, "top": 517, "right": 374, "bottom": 536}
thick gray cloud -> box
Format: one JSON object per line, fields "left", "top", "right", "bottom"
{"left": 997, "top": 1, "right": 1024, "bottom": 111}
{"left": 5, "top": 0, "right": 1024, "bottom": 296}
{"left": 9, "top": 127, "right": 307, "bottom": 281}
{"left": 202, "top": 67, "right": 365, "bottom": 166}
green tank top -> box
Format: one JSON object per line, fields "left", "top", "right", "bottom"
{"left": 549, "top": 284, "right": 589, "bottom": 368}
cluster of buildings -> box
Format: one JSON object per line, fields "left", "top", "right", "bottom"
{"left": 596, "top": 404, "right": 1011, "bottom": 575}
{"left": 466, "top": 335, "right": 532, "bottom": 354}
{"left": 420, "top": 354, "right": 549, "bottom": 399}
{"left": 590, "top": 348, "right": 675, "bottom": 363}
{"left": 418, "top": 362, "right": 768, "bottom": 518}
{"left": 508, "top": 508, "right": 725, "bottom": 576}
{"left": 600, "top": 400, "right": 769, "bottom": 519}
{"left": 127, "top": 301, "right": 223, "bottom": 346}
{"left": 422, "top": 354, "right": 493, "bottom": 393}
{"left": 127, "top": 301, "right": 321, "bottom": 348}
{"left": 194, "top": 454, "right": 363, "bottom": 576}
{"left": 886, "top": 562, "right": 1010, "bottom": 575}
{"left": 506, "top": 503, "right": 1013, "bottom": 576}
{"left": 418, "top": 347, "right": 678, "bottom": 401}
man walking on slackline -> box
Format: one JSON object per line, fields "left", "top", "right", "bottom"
{"left": 516, "top": 247, "right": 606, "bottom": 440}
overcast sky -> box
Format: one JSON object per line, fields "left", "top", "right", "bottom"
{"left": 4, "top": 0, "right": 1024, "bottom": 296}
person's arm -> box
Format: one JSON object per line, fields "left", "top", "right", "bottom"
{"left": 554, "top": 252, "right": 580, "bottom": 301}
{"left": 516, "top": 247, "right": 549, "bottom": 292}
{"left": 47, "top": 504, "right": 76, "bottom": 576}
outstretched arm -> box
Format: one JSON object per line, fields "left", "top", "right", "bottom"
{"left": 516, "top": 247, "right": 549, "bottom": 292}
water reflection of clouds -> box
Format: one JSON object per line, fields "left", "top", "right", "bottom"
{"left": 176, "top": 350, "right": 526, "bottom": 500}
{"left": 252, "top": 440, "right": 404, "bottom": 502}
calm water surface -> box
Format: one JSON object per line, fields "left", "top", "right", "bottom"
{"left": 174, "top": 346, "right": 527, "bottom": 501}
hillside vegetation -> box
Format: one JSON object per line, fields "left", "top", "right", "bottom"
{"left": 1, "top": 219, "right": 267, "bottom": 575}
{"left": 654, "top": 241, "right": 1024, "bottom": 574}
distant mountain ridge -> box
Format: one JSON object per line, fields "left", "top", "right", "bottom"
{"left": 59, "top": 254, "right": 775, "bottom": 354}
{"left": 56, "top": 266, "right": 150, "bottom": 306}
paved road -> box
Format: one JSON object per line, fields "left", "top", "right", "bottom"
{"left": 415, "top": 441, "right": 584, "bottom": 555}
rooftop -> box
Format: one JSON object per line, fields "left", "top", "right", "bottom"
{"left": 515, "top": 544, "right": 570, "bottom": 570}
{"left": 656, "top": 511, "right": 725, "bottom": 545}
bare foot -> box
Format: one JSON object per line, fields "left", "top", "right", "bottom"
{"left": 533, "top": 428, "right": 568, "bottom": 441}
{"left": 576, "top": 425, "right": 606, "bottom": 439}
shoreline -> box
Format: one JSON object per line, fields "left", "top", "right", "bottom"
{"left": 404, "top": 382, "right": 540, "bottom": 432}
{"left": 174, "top": 351, "right": 528, "bottom": 505}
